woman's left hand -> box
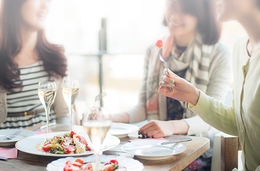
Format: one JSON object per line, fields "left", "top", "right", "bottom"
{"left": 138, "top": 120, "right": 189, "bottom": 138}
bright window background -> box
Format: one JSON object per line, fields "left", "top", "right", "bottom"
{"left": 45, "top": 0, "right": 245, "bottom": 116}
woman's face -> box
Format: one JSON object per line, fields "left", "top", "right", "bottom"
{"left": 20, "top": 0, "right": 50, "bottom": 31}
{"left": 165, "top": 0, "right": 197, "bottom": 38}
{"left": 216, "top": 0, "right": 257, "bottom": 22}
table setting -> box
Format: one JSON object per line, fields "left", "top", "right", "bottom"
{"left": 0, "top": 59, "right": 210, "bottom": 171}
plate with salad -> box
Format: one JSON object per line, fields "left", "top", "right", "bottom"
{"left": 16, "top": 131, "right": 120, "bottom": 157}
{"left": 46, "top": 155, "right": 144, "bottom": 171}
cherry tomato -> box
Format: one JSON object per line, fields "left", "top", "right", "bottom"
{"left": 110, "top": 159, "right": 118, "bottom": 165}
{"left": 155, "top": 39, "right": 164, "bottom": 48}
{"left": 64, "top": 160, "right": 72, "bottom": 171}
{"left": 104, "top": 162, "right": 110, "bottom": 165}
{"left": 60, "top": 137, "right": 72, "bottom": 146}
{"left": 86, "top": 146, "right": 91, "bottom": 151}
{"left": 42, "top": 145, "right": 51, "bottom": 152}
{"left": 107, "top": 165, "right": 114, "bottom": 171}
{"left": 75, "top": 159, "right": 84, "bottom": 165}
{"left": 67, "top": 145, "right": 76, "bottom": 153}
{"left": 78, "top": 136, "right": 88, "bottom": 146}
{"left": 72, "top": 161, "right": 83, "bottom": 167}
{"left": 71, "top": 131, "right": 77, "bottom": 137}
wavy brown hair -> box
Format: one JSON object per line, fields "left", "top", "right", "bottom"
{"left": 0, "top": 0, "right": 67, "bottom": 92}
{"left": 163, "top": 0, "right": 221, "bottom": 45}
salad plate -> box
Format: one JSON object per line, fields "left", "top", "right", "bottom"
{"left": 121, "top": 139, "right": 186, "bottom": 160}
{"left": 110, "top": 123, "right": 139, "bottom": 138}
{"left": 0, "top": 129, "right": 35, "bottom": 147}
{"left": 16, "top": 132, "right": 120, "bottom": 157}
{"left": 46, "top": 155, "right": 144, "bottom": 171}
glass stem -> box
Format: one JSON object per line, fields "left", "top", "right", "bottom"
{"left": 46, "top": 107, "right": 50, "bottom": 133}
{"left": 94, "top": 149, "right": 101, "bottom": 171}
{"left": 69, "top": 106, "right": 72, "bottom": 132}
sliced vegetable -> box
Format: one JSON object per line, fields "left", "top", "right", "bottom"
{"left": 110, "top": 159, "right": 118, "bottom": 165}
{"left": 64, "top": 160, "right": 72, "bottom": 171}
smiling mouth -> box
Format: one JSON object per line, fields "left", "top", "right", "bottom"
{"left": 169, "top": 22, "right": 183, "bottom": 28}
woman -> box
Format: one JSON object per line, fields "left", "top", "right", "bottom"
{"left": 0, "top": 0, "right": 69, "bottom": 129}
{"left": 113, "top": 0, "right": 232, "bottom": 169}
{"left": 158, "top": 0, "right": 260, "bottom": 170}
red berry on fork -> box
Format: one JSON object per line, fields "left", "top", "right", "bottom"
{"left": 155, "top": 39, "right": 164, "bottom": 48}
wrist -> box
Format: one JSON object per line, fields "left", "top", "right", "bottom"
{"left": 191, "top": 88, "right": 200, "bottom": 106}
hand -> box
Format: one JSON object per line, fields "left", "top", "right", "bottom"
{"left": 138, "top": 120, "right": 190, "bottom": 138}
{"left": 158, "top": 69, "right": 200, "bottom": 106}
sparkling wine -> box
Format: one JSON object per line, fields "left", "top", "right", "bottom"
{"left": 38, "top": 89, "right": 56, "bottom": 109}
{"left": 83, "top": 120, "right": 112, "bottom": 150}
{"left": 62, "top": 87, "right": 79, "bottom": 107}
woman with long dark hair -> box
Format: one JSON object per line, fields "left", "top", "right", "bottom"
{"left": 0, "top": 0, "right": 69, "bottom": 129}
{"left": 113, "top": 0, "right": 232, "bottom": 169}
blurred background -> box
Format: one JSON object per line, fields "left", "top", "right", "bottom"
{"left": 45, "top": 0, "right": 245, "bottom": 118}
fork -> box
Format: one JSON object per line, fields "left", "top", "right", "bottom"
{"left": 159, "top": 54, "right": 168, "bottom": 69}
{"left": 4, "top": 129, "right": 22, "bottom": 140}
{"left": 159, "top": 53, "right": 173, "bottom": 91}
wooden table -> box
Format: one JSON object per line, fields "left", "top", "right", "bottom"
{"left": 0, "top": 124, "right": 210, "bottom": 171}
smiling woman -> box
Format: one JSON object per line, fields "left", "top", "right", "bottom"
{"left": 0, "top": 0, "right": 70, "bottom": 129}
{"left": 112, "top": 0, "right": 232, "bottom": 170}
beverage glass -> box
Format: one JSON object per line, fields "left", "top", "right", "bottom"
{"left": 62, "top": 79, "right": 79, "bottom": 132}
{"left": 82, "top": 107, "right": 112, "bottom": 171}
{"left": 38, "top": 82, "right": 57, "bottom": 134}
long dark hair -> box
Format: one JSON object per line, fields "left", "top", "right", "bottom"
{"left": 163, "top": 0, "right": 221, "bottom": 45}
{"left": 0, "top": 0, "right": 67, "bottom": 92}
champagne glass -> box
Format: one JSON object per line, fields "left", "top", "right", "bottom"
{"left": 62, "top": 79, "right": 79, "bottom": 131}
{"left": 38, "top": 82, "right": 57, "bottom": 134}
{"left": 82, "top": 107, "right": 112, "bottom": 171}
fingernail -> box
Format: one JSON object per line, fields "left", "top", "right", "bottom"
{"left": 171, "top": 84, "right": 175, "bottom": 87}
{"left": 170, "top": 80, "right": 174, "bottom": 83}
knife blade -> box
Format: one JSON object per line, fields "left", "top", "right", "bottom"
{"left": 0, "top": 156, "right": 8, "bottom": 161}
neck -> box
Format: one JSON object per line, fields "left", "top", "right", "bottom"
{"left": 14, "top": 25, "right": 39, "bottom": 66}
{"left": 174, "top": 30, "right": 196, "bottom": 47}
{"left": 238, "top": 11, "right": 260, "bottom": 52}
{"left": 20, "top": 27, "right": 38, "bottom": 54}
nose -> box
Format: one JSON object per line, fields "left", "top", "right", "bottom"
{"left": 169, "top": 13, "right": 181, "bottom": 22}
{"left": 40, "top": 0, "right": 50, "bottom": 10}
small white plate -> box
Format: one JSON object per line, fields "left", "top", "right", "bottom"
{"left": 121, "top": 139, "right": 186, "bottom": 160}
{"left": 16, "top": 132, "right": 120, "bottom": 157}
{"left": 46, "top": 155, "right": 144, "bottom": 171}
{"left": 0, "top": 129, "right": 35, "bottom": 147}
{"left": 110, "top": 123, "right": 139, "bottom": 138}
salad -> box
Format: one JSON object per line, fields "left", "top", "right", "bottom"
{"left": 42, "top": 131, "right": 91, "bottom": 154}
{"left": 64, "top": 158, "right": 126, "bottom": 171}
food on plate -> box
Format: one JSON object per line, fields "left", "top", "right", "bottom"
{"left": 64, "top": 158, "right": 127, "bottom": 171}
{"left": 41, "top": 131, "right": 91, "bottom": 154}
{"left": 155, "top": 39, "right": 164, "bottom": 48}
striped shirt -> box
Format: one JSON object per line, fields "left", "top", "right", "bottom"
{"left": 0, "top": 61, "right": 56, "bottom": 129}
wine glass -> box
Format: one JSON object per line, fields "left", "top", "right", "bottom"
{"left": 62, "top": 79, "right": 79, "bottom": 131}
{"left": 82, "top": 107, "right": 112, "bottom": 171}
{"left": 38, "top": 81, "right": 57, "bottom": 134}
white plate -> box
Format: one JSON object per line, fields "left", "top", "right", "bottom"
{"left": 110, "top": 123, "right": 139, "bottom": 138}
{"left": 121, "top": 139, "right": 186, "bottom": 160}
{"left": 46, "top": 155, "right": 144, "bottom": 171}
{"left": 16, "top": 132, "right": 120, "bottom": 157}
{"left": 0, "top": 129, "right": 35, "bottom": 147}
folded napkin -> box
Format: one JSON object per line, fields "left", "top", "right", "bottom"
{"left": 0, "top": 147, "right": 17, "bottom": 159}
{"left": 35, "top": 129, "right": 52, "bottom": 134}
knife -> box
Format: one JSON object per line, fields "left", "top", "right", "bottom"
{"left": 131, "top": 138, "right": 192, "bottom": 150}
{"left": 0, "top": 156, "right": 8, "bottom": 161}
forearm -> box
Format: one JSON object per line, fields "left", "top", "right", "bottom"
{"left": 111, "top": 112, "right": 130, "bottom": 123}
{"left": 167, "top": 120, "right": 189, "bottom": 135}
{"left": 190, "top": 91, "right": 238, "bottom": 136}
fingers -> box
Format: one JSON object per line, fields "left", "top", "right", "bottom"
{"left": 138, "top": 121, "right": 154, "bottom": 134}
{"left": 139, "top": 121, "right": 164, "bottom": 138}
{"left": 164, "top": 68, "right": 178, "bottom": 78}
